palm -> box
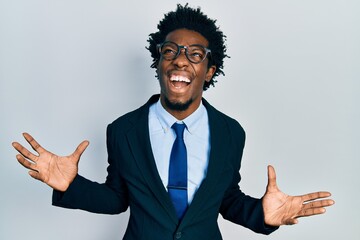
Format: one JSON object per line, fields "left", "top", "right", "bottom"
{"left": 263, "top": 186, "right": 305, "bottom": 226}
{"left": 33, "top": 151, "right": 79, "bottom": 191}
{"left": 13, "top": 133, "right": 89, "bottom": 191}
{"left": 262, "top": 165, "right": 334, "bottom": 226}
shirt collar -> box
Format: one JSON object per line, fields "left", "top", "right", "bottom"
{"left": 154, "top": 98, "right": 206, "bottom": 134}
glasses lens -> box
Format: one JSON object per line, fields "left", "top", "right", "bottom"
{"left": 187, "top": 45, "right": 207, "bottom": 63}
{"left": 160, "top": 42, "right": 178, "bottom": 60}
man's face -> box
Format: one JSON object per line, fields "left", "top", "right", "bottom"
{"left": 157, "top": 28, "right": 216, "bottom": 118}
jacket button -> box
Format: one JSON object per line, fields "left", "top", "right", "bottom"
{"left": 175, "top": 231, "right": 182, "bottom": 239}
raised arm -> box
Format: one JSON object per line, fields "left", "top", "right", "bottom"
{"left": 262, "top": 165, "right": 335, "bottom": 226}
{"left": 12, "top": 133, "right": 89, "bottom": 192}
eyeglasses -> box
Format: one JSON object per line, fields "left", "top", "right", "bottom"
{"left": 157, "top": 41, "right": 211, "bottom": 64}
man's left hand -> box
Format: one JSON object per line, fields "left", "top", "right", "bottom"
{"left": 262, "top": 165, "right": 334, "bottom": 226}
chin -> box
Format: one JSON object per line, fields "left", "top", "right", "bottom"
{"left": 164, "top": 96, "right": 193, "bottom": 112}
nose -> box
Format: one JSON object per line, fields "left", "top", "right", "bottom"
{"left": 172, "top": 48, "right": 189, "bottom": 67}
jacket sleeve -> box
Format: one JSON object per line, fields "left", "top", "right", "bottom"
{"left": 52, "top": 124, "right": 129, "bottom": 214}
{"left": 219, "top": 119, "right": 278, "bottom": 235}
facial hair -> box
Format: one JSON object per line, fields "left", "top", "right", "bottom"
{"left": 164, "top": 96, "right": 193, "bottom": 112}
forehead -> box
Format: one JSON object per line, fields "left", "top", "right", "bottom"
{"left": 165, "top": 28, "right": 209, "bottom": 47}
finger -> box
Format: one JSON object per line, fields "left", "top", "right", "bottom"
{"left": 266, "top": 165, "right": 279, "bottom": 192}
{"left": 297, "top": 207, "right": 327, "bottom": 218}
{"left": 71, "top": 140, "right": 89, "bottom": 159}
{"left": 13, "top": 142, "right": 38, "bottom": 162}
{"left": 23, "top": 132, "right": 45, "bottom": 154}
{"left": 301, "top": 191, "right": 332, "bottom": 202}
{"left": 302, "top": 199, "right": 335, "bottom": 210}
{"left": 285, "top": 218, "right": 299, "bottom": 225}
{"left": 16, "top": 154, "right": 37, "bottom": 171}
{"left": 28, "top": 170, "right": 43, "bottom": 182}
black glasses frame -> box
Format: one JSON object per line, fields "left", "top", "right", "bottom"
{"left": 156, "top": 41, "right": 212, "bottom": 64}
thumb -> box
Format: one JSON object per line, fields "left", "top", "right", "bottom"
{"left": 72, "top": 140, "right": 90, "bottom": 160}
{"left": 266, "top": 165, "right": 279, "bottom": 193}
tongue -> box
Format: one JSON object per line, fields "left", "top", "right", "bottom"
{"left": 172, "top": 81, "right": 189, "bottom": 88}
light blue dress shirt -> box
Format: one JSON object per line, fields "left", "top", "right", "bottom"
{"left": 148, "top": 99, "right": 211, "bottom": 204}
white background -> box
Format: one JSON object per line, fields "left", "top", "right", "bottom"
{"left": 1, "top": 0, "right": 359, "bottom": 239}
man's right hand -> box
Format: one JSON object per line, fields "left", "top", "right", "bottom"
{"left": 12, "top": 133, "right": 89, "bottom": 192}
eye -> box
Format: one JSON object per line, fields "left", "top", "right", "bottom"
{"left": 162, "top": 48, "right": 176, "bottom": 55}
{"left": 188, "top": 47, "right": 206, "bottom": 61}
{"left": 160, "top": 43, "right": 178, "bottom": 57}
{"left": 190, "top": 51, "right": 204, "bottom": 58}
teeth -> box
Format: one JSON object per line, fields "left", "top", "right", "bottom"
{"left": 170, "top": 75, "right": 191, "bottom": 83}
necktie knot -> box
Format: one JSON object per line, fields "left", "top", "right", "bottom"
{"left": 172, "top": 123, "right": 186, "bottom": 139}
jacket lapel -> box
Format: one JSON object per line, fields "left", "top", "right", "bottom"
{"left": 180, "top": 99, "right": 230, "bottom": 226}
{"left": 125, "top": 96, "right": 178, "bottom": 224}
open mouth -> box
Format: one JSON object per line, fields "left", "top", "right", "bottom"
{"left": 169, "top": 75, "right": 191, "bottom": 89}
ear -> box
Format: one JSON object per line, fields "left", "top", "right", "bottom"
{"left": 205, "top": 65, "right": 216, "bottom": 82}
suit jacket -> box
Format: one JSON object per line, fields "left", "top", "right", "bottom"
{"left": 53, "top": 95, "right": 277, "bottom": 239}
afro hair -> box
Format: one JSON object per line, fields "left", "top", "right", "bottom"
{"left": 147, "top": 4, "right": 228, "bottom": 90}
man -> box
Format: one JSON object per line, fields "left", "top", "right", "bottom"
{"left": 12, "top": 4, "right": 334, "bottom": 239}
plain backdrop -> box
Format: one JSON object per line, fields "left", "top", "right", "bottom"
{"left": 1, "top": 0, "right": 359, "bottom": 239}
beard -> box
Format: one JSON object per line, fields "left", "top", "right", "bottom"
{"left": 164, "top": 96, "right": 193, "bottom": 112}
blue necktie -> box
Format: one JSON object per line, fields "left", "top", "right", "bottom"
{"left": 168, "top": 123, "right": 188, "bottom": 220}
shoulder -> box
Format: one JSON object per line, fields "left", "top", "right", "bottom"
{"left": 107, "top": 95, "right": 159, "bottom": 135}
{"left": 203, "top": 98, "right": 245, "bottom": 139}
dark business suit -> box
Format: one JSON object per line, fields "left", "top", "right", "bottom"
{"left": 53, "top": 94, "right": 277, "bottom": 239}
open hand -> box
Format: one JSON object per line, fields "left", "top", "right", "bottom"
{"left": 12, "top": 133, "right": 89, "bottom": 192}
{"left": 262, "top": 165, "right": 334, "bottom": 226}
